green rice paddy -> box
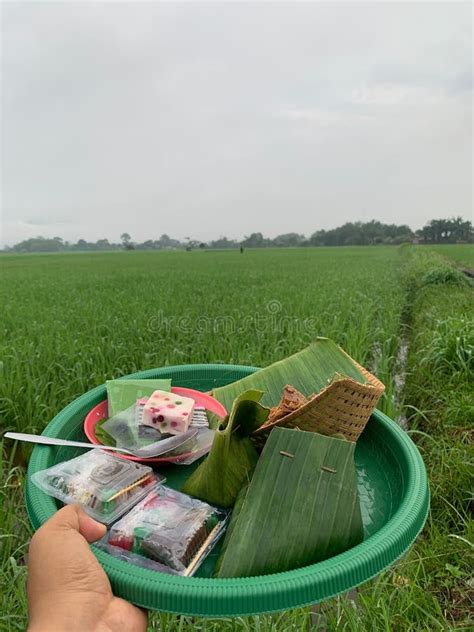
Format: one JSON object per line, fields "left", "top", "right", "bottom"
{"left": 1, "top": 245, "right": 472, "bottom": 631}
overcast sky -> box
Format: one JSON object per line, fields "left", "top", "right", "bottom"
{"left": 1, "top": 2, "right": 472, "bottom": 246}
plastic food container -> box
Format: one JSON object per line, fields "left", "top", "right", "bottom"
{"left": 103, "top": 485, "right": 227, "bottom": 576}
{"left": 100, "top": 402, "right": 200, "bottom": 459}
{"left": 84, "top": 386, "right": 227, "bottom": 464}
{"left": 31, "top": 450, "right": 164, "bottom": 525}
{"left": 26, "top": 364, "right": 430, "bottom": 617}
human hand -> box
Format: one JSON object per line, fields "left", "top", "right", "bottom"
{"left": 27, "top": 504, "right": 148, "bottom": 632}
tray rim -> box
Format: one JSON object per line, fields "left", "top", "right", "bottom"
{"left": 25, "top": 363, "right": 430, "bottom": 617}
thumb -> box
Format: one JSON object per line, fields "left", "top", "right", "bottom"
{"left": 46, "top": 504, "right": 107, "bottom": 543}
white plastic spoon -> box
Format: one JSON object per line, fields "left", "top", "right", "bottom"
{"left": 4, "top": 429, "right": 199, "bottom": 458}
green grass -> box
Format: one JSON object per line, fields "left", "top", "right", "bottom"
{"left": 397, "top": 248, "right": 473, "bottom": 628}
{"left": 0, "top": 442, "right": 29, "bottom": 631}
{"left": 429, "top": 244, "right": 474, "bottom": 268}
{"left": 1, "top": 245, "right": 472, "bottom": 630}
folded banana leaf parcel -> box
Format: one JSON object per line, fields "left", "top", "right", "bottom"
{"left": 182, "top": 390, "right": 269, "bottom": 508}
{"left": 215, "top": 427, "right": 363, "bottom": 578}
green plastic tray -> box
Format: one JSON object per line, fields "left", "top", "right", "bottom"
{"left": 26, "top": 364, "right": 429, "bottom": 617}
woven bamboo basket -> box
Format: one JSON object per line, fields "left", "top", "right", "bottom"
{"left": 251, "top": 361, "right": 385, "bottom": 448}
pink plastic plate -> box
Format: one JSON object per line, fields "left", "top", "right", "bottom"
{"left": 84, "top": 387, "right": 227, "bottom": 464}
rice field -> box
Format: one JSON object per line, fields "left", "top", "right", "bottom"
{"left": 0, "top": 247, "right": 404, "bottom": 440}
{"left": 1, "top": 245, "right": 472, "bottom": 631}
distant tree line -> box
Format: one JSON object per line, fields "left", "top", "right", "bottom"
{"left": 3, "top": 217, "right": 472, "bottom": 253}
{"left": 416, "top": 217, "right": 472, "bottom": 244}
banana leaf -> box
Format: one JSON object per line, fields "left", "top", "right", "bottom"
{"left": 181, "top": 390, "right": 269, "bottom": 508}
{"left": 216, "top": 427, "right": 363, "bottom": 577}
{"left": 212, "top": 338, "right": 366, "bottom": 412}
{"left": 213, "top": 481, "right": 249, "bottom": 576}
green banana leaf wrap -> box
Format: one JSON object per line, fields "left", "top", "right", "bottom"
{"left": 216, "top": 427, "right": 363, "bottom": 577}
{"left": 181, "top": 390, "right": 269, "bottom": 508}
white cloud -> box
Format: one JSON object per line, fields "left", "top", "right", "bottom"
{"left": 1, "top": 1, "right": 472, "bottom": 246}
{"left": 350, "top": 85, "right": 410, "bottom": 106}
{"left": 276, "top": 107, "right": 373, "bottom": 131}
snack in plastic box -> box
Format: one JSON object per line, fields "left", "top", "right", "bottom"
{"left": 105, "top": 486, "right": 227, "bottom": 575}
{"left": 31, "top": 451, "right": 164, "bottom": 524}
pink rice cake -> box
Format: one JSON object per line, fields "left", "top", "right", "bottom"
{"left": 142, "top": 390, "right": 195, "bottom": 435}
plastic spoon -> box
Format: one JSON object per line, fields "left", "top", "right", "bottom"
{"left": 4, "top": 429, "right": 199, "bottom": 458}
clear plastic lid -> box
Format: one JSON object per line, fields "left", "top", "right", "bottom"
{"left": 31, "top": 451, "right": 164, "bottom": 525}
{"left": 169, "top": 427, "right": 216, "bottom": 465}
{"left": 105, "top": 485, "right": 228, "bottom": 575}
{"left": 101, "top": 400, "right": 213, "bottom": 461}
{"left": 101, "top": 403, "right": 200, "bottom": 458}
